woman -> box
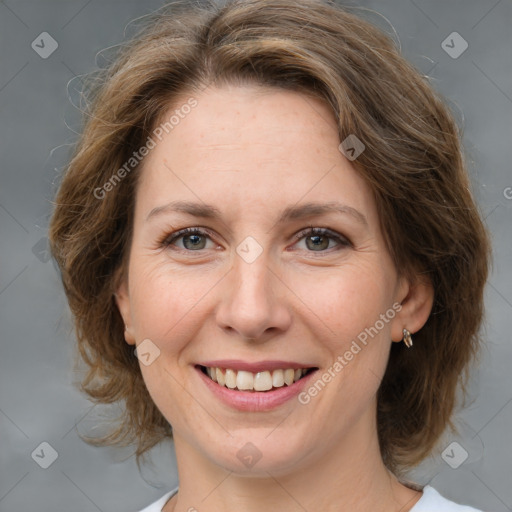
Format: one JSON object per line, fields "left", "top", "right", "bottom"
{"left": 48, "top": 0, "right": 491, "bottom": 511}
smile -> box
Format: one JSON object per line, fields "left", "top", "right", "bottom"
{"left": 199, "top": 365, "right": 317, "bottom": 392}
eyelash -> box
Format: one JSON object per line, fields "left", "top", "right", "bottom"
{"left": 160, "top": 226, "right": 351, "bottom": 254}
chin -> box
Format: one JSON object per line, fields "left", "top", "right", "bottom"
{"left": 203, "top": 428, "right": 314, "bottom": 476}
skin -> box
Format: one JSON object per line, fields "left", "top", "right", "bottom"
{"left": 116, "top": 84, "right": 434, "bottom": 512}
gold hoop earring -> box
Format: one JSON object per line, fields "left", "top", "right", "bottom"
{"left": 402, "top": 328, "right": 413, "bottom": 348}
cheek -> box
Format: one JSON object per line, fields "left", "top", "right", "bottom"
{"left": 128, "top": 258, "right": 218, "bottom": 348}
{"left": 294, "top": 262, "right": 395, "bottom": 394}
{"left": 294, "top": 261, "right": 394, "bottom": 341}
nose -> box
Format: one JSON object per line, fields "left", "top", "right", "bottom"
{"left": 215, "top": 249, "right": 292, "bottom": 343}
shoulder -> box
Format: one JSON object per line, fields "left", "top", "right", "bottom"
{"left": 137, "top": 487, "right": 179, "bottom": 512}
{"left": 411, "top": 485, "right": 484, "bottom": 512}
{"left": 139, "top": 485, "right": 485, "bottom": 512}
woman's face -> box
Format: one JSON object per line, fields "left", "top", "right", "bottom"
{"left": 116, "top": 84, "right": 428, "bottom": 475}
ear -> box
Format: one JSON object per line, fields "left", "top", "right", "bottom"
{"left": 390, "top": 273, "right": 434, "bottom": 343}
{"left": 114, "top": 275, "right": 136, "bottom": 346}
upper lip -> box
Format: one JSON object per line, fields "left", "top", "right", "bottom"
{"left": 196, "top": 359, "right": 318, "bottom": 373}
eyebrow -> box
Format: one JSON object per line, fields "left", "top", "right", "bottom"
{"left": 146, "top": 200, "right": 368, "bottom": 227}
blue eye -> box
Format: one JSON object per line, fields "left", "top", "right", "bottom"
{"left": 161, "top": 226, "right": 351, "bottom": 253}
{"left": 292, "top": 226, "right": 351, "bottom": 252}
{"left": 162, "top": 227, "right": 216, "bottom": 251}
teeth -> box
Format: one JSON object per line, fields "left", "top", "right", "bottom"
{"left": 216, "top": 367, "right": 225, "bottom": 386}
{"left": 254, "top": 371, "right": 273, "bottom": 391}
{"left": 236, "top": 370, "right": 254, "bottom": 390}
{"left": 225, "top": 368, "right": 237, "bottom": 389}
{"left": 203, "top": 366, "right": 311, "bottom": 392}
{"left": 272, "top": 369, "right": 284, "bottom": 387}
{"left": 284, "top": 368, "right": 295, "bottom": 386}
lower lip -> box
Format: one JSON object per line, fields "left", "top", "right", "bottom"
{"left": 195, "top": 366, "right": 318, "bottom": 412}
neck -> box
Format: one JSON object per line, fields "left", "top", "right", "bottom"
{"left": 164, "top": 407, "right": 422, "bottom": 512}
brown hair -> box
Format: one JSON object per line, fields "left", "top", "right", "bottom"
{"left": 48, "top": 0, "right": 491, "bottom": 477}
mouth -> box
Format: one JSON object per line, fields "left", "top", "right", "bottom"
{"left": 196, "top": 364, "right": 318, "bottom": 393}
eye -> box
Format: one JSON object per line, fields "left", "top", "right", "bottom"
{"left": 292, "top": 226, "right": 351, "bottom": 253}
{"left": 160, "top": 226, "right": 351, "bottom": 253}
{"left": 161, "top": 227, "right": 217, "bottom": 251}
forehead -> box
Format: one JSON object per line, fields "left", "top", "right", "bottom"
{"left": 135, "top": 84, "right": 376, "bottom": 224}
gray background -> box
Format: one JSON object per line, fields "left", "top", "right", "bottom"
{"left": 0, "top": 0, "right": 511, "bottom": 510}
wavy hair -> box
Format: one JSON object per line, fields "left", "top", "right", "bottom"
{"left": 48, "top": 0, "right": 491, "bottom": 477}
